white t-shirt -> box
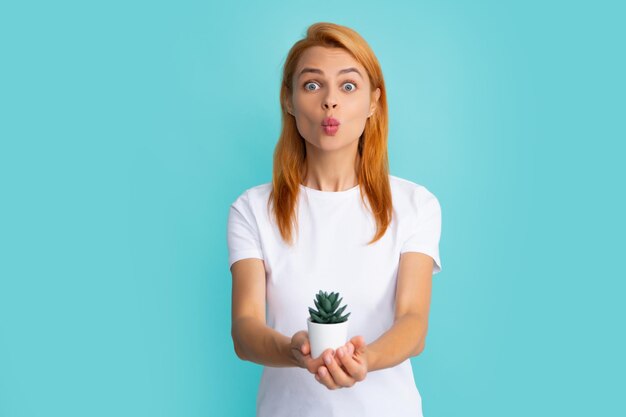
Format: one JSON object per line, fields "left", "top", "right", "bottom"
{"left": 227, "top": 174, "right": 442, "bottom": 417}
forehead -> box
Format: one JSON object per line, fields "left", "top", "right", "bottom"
{"left": 295, "top": 46, "right": 364, "bottom": 75}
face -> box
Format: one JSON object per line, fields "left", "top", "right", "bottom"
{"left": 286, "top": 46, "right": 381, "bottom": 153}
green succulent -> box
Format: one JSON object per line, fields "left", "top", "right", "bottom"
{"left": 308, "top": 290, "right": 350, "bottom": 324}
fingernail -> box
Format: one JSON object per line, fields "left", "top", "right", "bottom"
{"left": 319, "top": 368, "right": 327, "bottom": 377}
{"left": 324, "top": 354, "right": 332, "bottom": 365}
{"left": 337, "top": 347, "right": 344, "bottom": 357}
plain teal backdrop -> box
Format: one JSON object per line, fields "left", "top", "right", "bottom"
{"left": 1, "top": 0, "right": 624, "bottom": 416}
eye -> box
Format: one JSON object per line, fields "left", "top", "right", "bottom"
{"left": 302, "top": 80, "right": 358, "bottom": 92}
{"left": 342, "top": 81, "right": 358, "bottom": 92}
{"left": 304, "top": 81, "right": 320, "bottom": 91}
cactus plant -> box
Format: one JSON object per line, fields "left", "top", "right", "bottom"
{"left": 308, "top": 290, "right": 350, "bottom": 324}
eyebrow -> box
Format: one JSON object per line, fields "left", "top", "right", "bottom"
{"left": 298, "top": 67, "right": 363, "bottom": 79}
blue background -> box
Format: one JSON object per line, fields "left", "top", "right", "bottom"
{"left": 1, "top": 1, "right": 624, "bottom": 416}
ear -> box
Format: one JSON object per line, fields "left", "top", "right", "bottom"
{"left": 286, "top": 95, "right": 294, "bottom": 116}
{"left": 369, "top": 87, "right": 381, "bottom": 117}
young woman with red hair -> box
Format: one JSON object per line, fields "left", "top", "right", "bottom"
{"left": 228, "top": 22, "right": 442, "bottom": 417}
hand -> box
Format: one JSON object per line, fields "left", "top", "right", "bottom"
{"left": 290, "top": 330, "right": 329, "bottom": 375}
{"left": 315, "top": 335, "right": 369, "bottom": 390}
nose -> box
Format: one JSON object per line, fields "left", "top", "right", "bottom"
{"left": 322, "top": 90, "right": 338, "bottom": 110}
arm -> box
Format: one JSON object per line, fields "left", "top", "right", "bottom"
{"left": 230, "top": 258, "right": 298, "bottom": 367}
{"left": 366, "top": 252, "right": 433, "bottom": 372}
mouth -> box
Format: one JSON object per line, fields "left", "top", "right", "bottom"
{"left": 322, "top": 117, "right": 341, "bottom": 127}
{"left": 322, "top": 124, "right": 339, "bottom": 136}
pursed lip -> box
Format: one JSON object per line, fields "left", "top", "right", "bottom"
{"left": 322, "top": 117, "right": 341, "bottom": 126}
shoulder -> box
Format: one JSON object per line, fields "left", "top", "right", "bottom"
{"left": 230, "top": 181, "right": 273, "bottom": 211}
{"left": 389, "top": 174, "right": 440, "bottom": 207}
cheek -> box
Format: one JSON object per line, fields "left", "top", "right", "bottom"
{"left": 359, "top": 96, "right": 372, "bottom": 114}
{"left": 291, "top": 101, "right": 318, "bottom": 139}
{"left": 346, "top": 94, "right": 371, "bottom": 116}
{"left": 292, "top": 91, "right": 310, "bottom": 109}
{"left": 293, "top": 99, "right": 319, "bottom": 124}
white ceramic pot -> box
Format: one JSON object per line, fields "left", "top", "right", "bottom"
{"left": 307, "top": 317, "right": 349, "bottom": 359}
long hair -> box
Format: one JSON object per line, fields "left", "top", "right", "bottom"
{"left": 269, "top": 22, "right": 392, "bottom": 246}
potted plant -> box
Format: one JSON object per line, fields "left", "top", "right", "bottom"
{"left": 307, "top": 290, "right": 351, "bottom": 359}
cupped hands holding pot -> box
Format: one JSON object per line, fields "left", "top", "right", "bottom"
{"left": 290, "top": 330, "right": 369, "bottom": 390}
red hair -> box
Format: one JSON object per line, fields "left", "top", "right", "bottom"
{"left": 269, "top": 22, "right": 392, "bottom": 245}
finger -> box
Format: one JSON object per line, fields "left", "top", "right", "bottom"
{"left": 291, "top": 345, "right": 310, "bottom": 369}
{"left": 293, "top": 331, "right": 310, "bottom": 353}
{"left": 291, "top": 332, "right": 304, "bottom": 351}
{"left": 322, "top": 349, "right": 355, "bottom": 387}
{"left": 303, "top": 354, "right": 326, "bottom": 374}
{"left": 313, "top": 348, "right": 335, "bottom": 364}
{"left": 336, "top": 346, "right": 367, "bottom": 382}
{"left": 350, "top": 335, "right": 367, "bottom": 352}
{"left": 335, "top": 342, "right": 354, "bottom": 372}
{"left": 300, "top": 340, "right": 310, "bottom": 355}
{"left": 316, "top": 365, "right": 341, "bottom": 390}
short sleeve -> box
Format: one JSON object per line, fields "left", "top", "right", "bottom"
{"left": 400, "top": 187, "right": 443, "bottom": 275}
{"left": 227, "top": 191, "right": 264, "bottom": 269}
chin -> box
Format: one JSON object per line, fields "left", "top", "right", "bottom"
{"left": 316, "top": 136, "right": 358, "bottom": 151}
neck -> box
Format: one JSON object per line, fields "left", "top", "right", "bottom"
{"left": 302, "top": 141, "right": 361, "bottom": 192}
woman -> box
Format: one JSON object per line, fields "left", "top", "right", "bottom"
{"left": 227, "top": 22, "right": 442, "bottom": 417}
